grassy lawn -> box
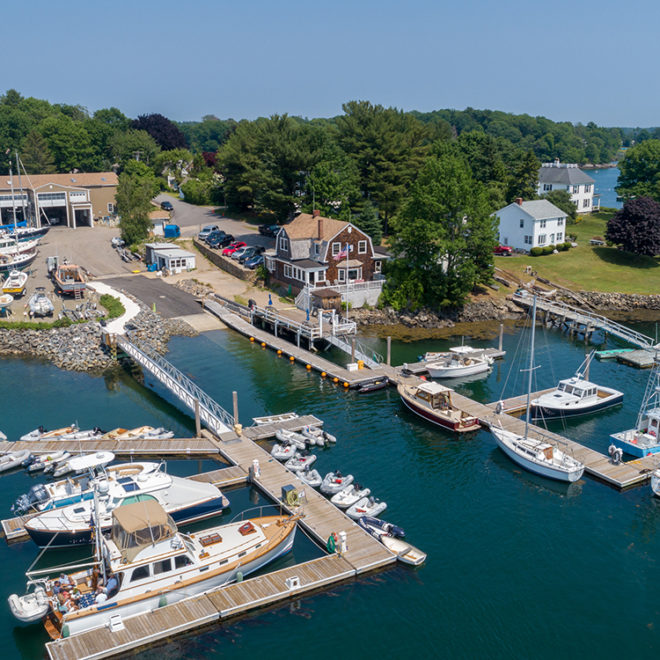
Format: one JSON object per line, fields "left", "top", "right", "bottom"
{"left": 500, "top": 210, "right": 660, "bottom": 294}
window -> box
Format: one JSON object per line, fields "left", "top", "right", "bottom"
{"left": 358, "top": 240, "right": 367, "bottom": 254}
{"left": 519, "top": 219, "right": 524, "bottom": 228}
{"left": 347, "top": 268, "right": 360, "bottom": 280}
{"left": 331, "top": 242, "right": 341, "bottom": 256}
{"left": 539, "top": 220, "right": 546, "bottom": 228}
{"left": 557, "top": 232, "right": 563, "bottom": 242}
{"left": 584, "top": 184, "right": 592, "bottom": 193}
{"left": 107, "top": 203, "right": 114, "bottom": 213}
{"left": 278, "top": 235, "right": 289, "bottom": 252}
{"left": 538, "top": 234, "right": 547, "bottom": 245}
{"left": 572, "top": 185, "right": 580, "bottom": 194}
{"left": 524, "top": 235, "right": 532, "bottom": 245}
{"left": 543, "top": 184, "right": 552, "bottom": 191}
{"left": 557, "top": 218, "right": 564, "bottom": 226}
{"left": 37, "top": 192, "right": 66, "bottom": 201}
{"left": 550, "top": 234, "right": 555, "bottom": 244}
{"left": 338, "top": 269, "right": 346, "bottom": 282}
{"left": 313, "top": 243, "right": 320, "bottom": 257}
{"left": 583, "top": 199, "right": 590, "bottom": 208}
{"left": 374, "top": 260, "right": 381, "bottom": 273}
{"left": 566, "top": 185, "right": 571, "bottom": 191}
{"left": 154, "top": 559, "right": 172, "bottom": 575}
{"left": 130, "top": 565, "right": 150, "bottom": 582}
{"left": 283, "top": 264, "right": 292, "bottom": 278}
{"left": 175, "top": 554, "right": 193, "bottom": 569}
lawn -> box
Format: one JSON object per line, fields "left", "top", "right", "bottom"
{"left": 499, "top": 210, "right": 660, "bottom": 294}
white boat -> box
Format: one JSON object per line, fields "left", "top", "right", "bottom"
{"left": 426, "top": 346, "right": 493, "bottom": 379}
{"left": 301, "top": 426, "right": 336, "bottom": 446}
{"left": 100, "top": 426, "right": 173, "bottom": 441}
{"left": 297, "top": 468, "right": 322, "bottom": 488}
{"left": 330, "top": 484, "right": 371, "bottom": 509}
{"left": 275, "top": 428, "right": 306, "bottom": 449}
{"left": 0, "top": 236, "right": 39, "bottom": 255}
{"left": 320, "top": 471, "right": 354, "bottom": 495}
{"left": 651, "top": 469, "right": 660, "bottom": 497}
{"left": 531, "top": 352, "right": 623, "bottom": 420}
{"left": 253, "top": 412, "right": 299, "bottom": 425}
{"left": 52, "top": 451, "right": 115, "bottom": 478}
{"left": 0, "top": 293, "right": 13, "bottom": 310}
{"left": 20, "top": 425, "right": 79, "bottom": 442}
{"left": 0, "top": 450, "right": 31, "bottom": 473}
{"left": 346, "top": 496, "right": 387, "bottom": 520}
{"left": 2, "top": 269, "right": 28, "bottom": 296}
{"left": 28, "top": 287, "right": 54, "bottom": 317}
{"left": 270, "top": 442, "right": 296, "bottom": 461}
{"left": 284, "top": 452, "right": 317, "bottom": 472}
{"left": 380, "top": 535, "right": 427, "bottom": 566}
{"left": 490, "top": 296, "right": 585, "bottom": 483}
{"left": 0, "top": 249, "right": 37, "bottom": 272}
{"left": 26, "top": 451, "right": 71, "bottom": 473}
{"left": 10, "top": 500, "right": 296, "bottom": 637}
{"left": 0, "top": 430, "right": 6, "bottom": 441}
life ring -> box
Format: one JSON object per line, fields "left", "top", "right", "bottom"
{"left": 326, "top": 533, "right": 337, "bottom": 553}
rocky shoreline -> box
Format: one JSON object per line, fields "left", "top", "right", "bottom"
{"left": 0, "top": 294, "right": 197, "bottom": 373}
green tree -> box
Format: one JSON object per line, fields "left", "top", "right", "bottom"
{"left": 153, "top": 148, "right": 194, "bottom": 183}
{"left": 36, "top": 115, "right": 95, "bottom": 171}
{"left": 93, "top": 107, "right": 131, "bottom": 130}
{"left": 616, "top": 140, "right": 660, "bottom": 201}
{"left": 116, "top": 160, "right": 159, "bottom": 245}
{"left": 507, "top": 150, "right": 540, "bottom": 202}
{"left": 108, "top": 129, "right": 160, "bottom": 169}
{"left": 541, "top": 188, "right": 578, "bottom": 223}
{"left": 20, "top": 130, "right": 55, "bottom": 173}
{"left": 353, "top": 199, "right": 382, "bottom": 244}
{"left": 384, "top": 153, "right": 497, "bottom": 309}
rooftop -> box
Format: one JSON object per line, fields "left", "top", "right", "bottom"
{"left": 538, "top": 162, "right": 594, "bottom": 186}
{"left": 499, "top": 199, "right": 567, "bottom": 220}
{"left": 284, "top": 212, "right": 348, "bottom": 242}
{"left": 0, "top": 171, "right": 118, "bottom": 190}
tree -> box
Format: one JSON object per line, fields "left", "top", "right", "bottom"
{"left": 353, "top": 199, "right": 382, "bottom": 244}
{"left": 116, "top": 160, "right": 159, "bottom": 245}
{"left": 153, "top": 148, "right": 194, "bottom": 182}
{"left": 36, "top": 115, "right": 96, "bottom": 171}
{"left": 108, "top": 129, "right": 160, "bottom": 169}
{"left": 541, "top": 189, "right": 578, "bottom": 223}
{"left": 93, "top": 107, "right": 131, "bottom": 130}
{"left": 605, "top": 197, "right": 660, "bottom": 256}
{"left": 384, "top": 153, "right": 497, "bottom": 310}
{"left": 178, "top": 116, "right": 236, "bottom": 152}
{"left": 132, "top": 113, "right": 187, "bottom": 151}
{"left": 507, "top": 150, "right": 540, "bottom": 202}
{"left": 616, "top": 140, "right": 660, "bottom": 201}
{"left": 20, "top": 130, "right": 55, "bottom": 173}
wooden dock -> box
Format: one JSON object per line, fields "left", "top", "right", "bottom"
{"left": 241, "top": 414, "right": 323, "bottom": 441}
{"left": 487, "top": 388, "right": 556, "bottom": 415}
{"left": 0, "top": 438, "right": 219, "bottom": 456}
{"left": 402, "top": 347, "right": 506, "bottom": 377}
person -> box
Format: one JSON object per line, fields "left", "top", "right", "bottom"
{"left": 52, "top": 580, "right": 62, "bottom": 595}
{"left": 59, "top": 573, "right": 74, "bottom": 588}
{"left": 95, "top": 588, "right": 107, "bottom": 604}
{"left": 91, "top": 566, "right": 100, "bottom": 592}
{"left": 104, "top": 573, "right": 118, "bottom": 598}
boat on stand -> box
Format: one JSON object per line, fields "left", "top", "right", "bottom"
{"left": 490, "top": 296, "right": 585, "bottom": 482}
{"left": 2, "top": 269, "right": 28, "bottom": 296}
{"left": 0, "top": 249, "right": 37, "bottom": 273}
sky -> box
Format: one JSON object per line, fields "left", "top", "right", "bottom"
{"left": 2, "top": 0, "right": 659, "bottom": 126}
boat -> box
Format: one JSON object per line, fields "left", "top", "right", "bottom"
{"left": 12, "top": 462, "right": 161, "bottom": 515}
{"left": 1, "top": 225, "right": 49, "bottom": 241}
{"left": 397, "top": 381, "right": 481, "bottom": 433}
{"left": 0, "top": 235, "right": 39, "bottom": 255}
{"left": 380, "top": 535, "right": 427, "bottom": 566}
{"left": 297, "top": 468, "right": 322, "bottom": 488}
{"left": 52, "top": 263, "right": 86, "bottom": 296}
{"left": 2, "top": 269, "right": 28, "bottom": 295}
{"left": 0, "top": 249, "right": 37, "bottom": 272}
{"left": 0, "top": 450, "right": 32, "bottom": 473}
{"left": 0, "top": 293, "right": 13, "bottom": 312}
{"left": 10, "top": 500, "right": 296, "bottom": 637}
{"left": 530, "top": 352, "right": 623, "bottom": 420}
{"left": 320, "top": 471, "right": 354, "bottom": 495}
{"left": 20, "top": 425, "right": 79, "bottom": 442}
{"left": 28, "top": 287, "right": 54, "bottom": 317}
{"left": 284, "top": 452, "right": 317, "bottom": 472}
{"left": 330, "top": 484, "right": 371, "bottom": 509}
{"left": 595, "top": 348, "right": 634, "bottom": 361}
{"left": 420, "top": 344, "right": 504, "bottom": 362}
{"left": 358, "top": 380, "right": 388, "bottom": 394}
{"left": 490, "top": 297, "right": 585, "bottom": 483}
{"left": 23, "top": 468, "right": 230, "bottom": 548}
{"left": 270, "top": 442, "right": 296, "bottom": 461}
{"left": 100, "top": 426, "right": 173, "bottom": 441}
{"left": 51, "top": 452, "right": 115, "bottom": 478}
{"left": 346, "top": 496, "right": 387, "bottom": 520}
{"left": 426, "top": 346, "right": 493, "bottom": 379}
{"left": 0, "top": 430, "right": 6, "bottom": 441}
{"left": 611, "top": 360, "right": 660, "bottom": 457}
{"left": 25, "top": 451, "right": 71, "bottom": 473}
{"left": 274, "top": 428, "right": 306, "bottom": 449}
{"left": 651, "top": 469, "right": 660, "bottom": 497}
{"left": 357, "top": 516, "right": 405, "bottom": 541}
{"left": 301, "top": 425, "right": 336, "bottom": 446}
{"left": 253, "top": 412, "right": 299, "bottom": 425}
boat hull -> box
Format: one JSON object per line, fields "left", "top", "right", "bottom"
{"left": 426, "top": 362, "right": 490, "bottom": 378}
{"left": 400, "top": 393, "right": 480, "bottom": 433}
{"left": 610, "top": 431, "right": 660, "bottom": 458}
{"left": 531, "top": 393, "right": 623, "bottom": 420}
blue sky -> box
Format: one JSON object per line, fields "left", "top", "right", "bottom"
{"left": 3, "top": 0, "right": 659, "bottom": 126}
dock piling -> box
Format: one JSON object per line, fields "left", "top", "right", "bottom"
{"left": 194, "top": 398, "right": 201, "bottom": 437}
{"left": 351, "top": 337, "right": 356, "bottom": 363}
{"left": 387, "top": 336, "right": 392, "bottom": 366}
{"left": 232, "top": 391, "right": 239, "bottom": 426}
{"left": 498, "top": 324, "right": 503, "bottom": 352}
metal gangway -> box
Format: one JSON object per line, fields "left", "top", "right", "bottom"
{"left": 114, "top": 335, "right": 234, "bottom": 435}
{"left": 513, "top": 293, "right": 656, "bottom": 349}
{"left": 325, "top": 333, "right": 383, "bottom": 369}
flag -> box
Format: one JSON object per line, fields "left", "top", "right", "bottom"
{"left": 334, "top": 245, "right": 349, "bottom": 261}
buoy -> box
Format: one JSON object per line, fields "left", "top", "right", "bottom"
{"left": 261, "top": 342, "right": 266, "bottom": 348}
{"left": 343, "top": 382, "right": 349, "bottom": 388}
{"left": 289, "top": 356, "right": 295, "bottom": 362}
{"left": 333, "top": 377, "right": 339, "bottom": 383}
{"left": 306, "top": 364, "right": 311, "bottom": 370}
{"left": 321, "top": 372, "right": 327, "bottom": 378}
{"left": 249, "top": 337, "right": 255, "bottom": 342}
{"left": 277, "top": 349, "right": 282, "bottom": 355}
{"left": 236, "top": 571, "right": 244, "bottom": 582}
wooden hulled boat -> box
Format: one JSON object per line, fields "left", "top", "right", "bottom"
{"left": 397, "top": 381, "right": 480, "bottom": 433}
{"left": 52, "top": 263, "right": 86, "bottom": 296}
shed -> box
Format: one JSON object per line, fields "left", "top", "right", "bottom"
{"left": 311, "top": 287, "right": 342, "bottom": 311}
{"left": 145, "top": 242, "right": 175, "bottom": 265}
{"left": 151, "top": 247, "right": 196, "bottom": 274}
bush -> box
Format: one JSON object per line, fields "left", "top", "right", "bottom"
{"left": 557, "top": 242, "right": 569, "bottom": 252}
{"left": 0, "top": 317, "right": 74, "bottom": 330}
{"left": 562, "top": 242, "right": 572, "bottom": 250}
{"left": 530, "top": 247, "right": 544, "bottom": 256}
{"left": 99, "top": 294, "right": 125, "bottom": 319}
{"left": 542, "top": 246, "right": 554, "bottom": 255}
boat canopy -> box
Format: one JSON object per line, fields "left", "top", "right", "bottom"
{"left": 111, "top": 499, "right": 177, "bottom": 562}
{"left": 417, "top": 381, "right": 451, "bottom": 395}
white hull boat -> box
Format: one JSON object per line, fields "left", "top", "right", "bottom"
{"left": 301, "top": 426, "right": 336, "bottom": 446}
{"left": 2, "top": 269, "right": 28, "bottom": 295}
{"left": 51, "top": 451, "right": 115, "bottom": 478}
{"left": 346, "top": 496, "right": 387, "bottom": 520}
{"left": 297, "top": 468, "right": 322, "bottom": 488}
{"left": 380, "top": 535, "right": 427, "bottom": 566}
{"left": 651, "top": 470, "right": 660, "bottom": 497}
{"left": 284, "top": 452, "right": 317, "bottom": 472}
{"left": 0, "top": 236, "right": 39, "bottom": 255}
{"left": 20, "top": 425, "right": 79, "bottom": 442}
{"left": 275, "top": 429, "right": 306, "bottom": 449}
{"left": 320, "top": 472, "right": 354, "bottom": 495}
{"left": 0, "top": 249, "right": 37, "bottom": 272}
{"left": 0, "top": 293, "right": 13, "bottom": 310}
{"left": 26, "top": 451, "right": 71, "bottom": 473}
{"left": 270, "top": 443, "right": 296, "bottom": 461}
{"left": 28, "top": 287, "right": 54, "bottom": 317}
{"left": 330, "top": 484, "right": 371, "bottom": 509}
{"left": 0, "top": 450, "right": 31, "bottom": 473}
{"left": 426, "top": 346, "right": 492, "bottom": 379}
{"left": 253, "top": 412, "right": 299, "bottom": 425}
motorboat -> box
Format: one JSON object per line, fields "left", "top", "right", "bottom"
{"left": 28, "top": 287, "right": 54, "bottom": 317}
{"left": 270, "top": 442, "right": 296, "bottom": 461}
{"left": 52, "top": 263, "right": 86, "bottom": 296}
{"left": 346, "top": 496, "right": 387, "bottom": 520}
{"left": 23, "top": 469, "right": 230, "bottom": 548}
{"left": 420, "top": 344, "right": 504, "bottom": 362}
{"left": 320, "top": 471, "right": 354, "bottom": 495}
{"left": 357, "top": 516, "right": 405, "bottom": 541}
{"left": 490, "top": 297, "right": 585, "bottom": 482}
{"left": 101, "top": 426, "right": 173, "bottom": 441}
{"left": 301, "top": 426, "right": 336, "bottom": 446}
{"left": 652, "top": 469, "right": 660, "bottom": 497}
{"left": 611, "top": 360, "right": 660, "bottom": 457}
{"left": 0, "top": 249, "right": 37, "bottom": 272}
{"left": 26, "top": 451, "right": 71, "bottom": 473}
{"left": 0, "top": 235, "right": 39, "bottom": 255}
{"left": 1, "top": 225, "right": 48, "bottom": 241}
{"left": 380, "top": 535, "right": 427, "bottom": 566}
{"left": 2, "top": 269, "right": 28, "bottom": 296}
{"left": 284, "top": 452, "right": 317, "bottom": 472}
{"left": 330, "top": 484, "right": 371, "bottom": 509}
{"left": 0, "top": 430, "right": 6, "bottom": 441}
{"left": 12, "top": 462, "right": 160, "bottom": 516}
{"left": 426, "top": 346, "right": 493, "bottom": 379}
{"left": 358, "top": 380, "right": 388, "bottom": 394}
{"left": 297, "top": 468, "right": 322, "bottom": 488}
{"left": 253, "top": 412, "right": 299, "bottom": 425}
{"left": 10, "top": 500, "right": 295, "bottom": 637}
{"left": 275, "top": 428, "right": 306, "bottom": 449}
{"left": 397, "top": 381, "right": 481, "bottom": 433}
{"left": 531, "top": 353, "right": 623, "bottom": 420}
{"left": 0, "top": 293, "right": 13, "bottom": 312}
{"left": 0, "top": 450, "right": 32, "bottom": 473}
{"left": 20, "top": 425, "right": 79, "bottom": 442}
{"left": 51, "top": 452, "right": 115, "bottom": 478}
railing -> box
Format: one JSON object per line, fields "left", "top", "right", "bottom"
{"left": 251, "top": 304, "right": 323, "bottom": 339}
{"left": 116, "top": 335, "right": 234, "bottom": 434}
{"left": 325, "top": 333, "right": 383, "bottom": 368}
{"left": 295, "top": 280, "right": 385, "bottom": 312}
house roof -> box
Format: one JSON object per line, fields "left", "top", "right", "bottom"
{"left": 538, "top": 164, "right": 594, "bottom": 186}
{"left": 501, "top": 200, "right": 567, "bottom": 221}
{"left": 284, "top": 213, "right": 348, "bottom": 241}
{"left": 336, "top": 259, "right": 363, "bottom": 268}
{"left": 373, "top": 245, "right": 391, "bottom": 258}
{"left": 0, "top": 172, "right": 118, "bottom": 191}
{"left": 153, "top": 247, "right": 195, "bottom": 259}
{"left": 278, "top": 257, "right": 327, "bottom": 270}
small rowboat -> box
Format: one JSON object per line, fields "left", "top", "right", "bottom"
{"left": 380, "top": 535, "right": 427, "bottom": 566}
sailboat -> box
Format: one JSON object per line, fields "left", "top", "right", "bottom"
{"left": 490, "top": 297, "right": 585, "bottom": 482}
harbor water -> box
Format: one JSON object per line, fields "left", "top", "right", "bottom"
{"left": 1, "top": 319, "right": 660, "bottom": 659}
{"left": 589, "top": 166, "right": 622, "bottom": 209}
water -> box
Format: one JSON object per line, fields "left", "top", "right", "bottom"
{"left": 589, "top": 166, "right": 622, "bottom": 210}
{"left": 2, "top": 322, "right": 660, "bottom": 658}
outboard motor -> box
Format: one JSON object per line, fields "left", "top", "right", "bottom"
{"left": 21, "top": 454, "right": 36, "bottom": 468}
{"left": 12, "top": 484, "right": 48, "bottom": 515}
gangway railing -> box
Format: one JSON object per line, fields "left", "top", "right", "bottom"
{"left": 325, "top": 334, "right": 383, "bottom": 369}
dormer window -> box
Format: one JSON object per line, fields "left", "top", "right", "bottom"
{"left": 313, "top": 243, "right": 320, "bottom": 256}
{"left": 278, "top": 235, "right": 289, "bottom": 252}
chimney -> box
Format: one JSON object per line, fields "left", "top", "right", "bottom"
{"left": 312, "top": 209, "right": 320, "bottom": 218}
{"left": 516, "top": 197, "right": 523, "bottom": 206}
{"left": 317, "top": 216, "right": 323, "bottom": 237}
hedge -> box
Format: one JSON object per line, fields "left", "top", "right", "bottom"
{"left": 99, "top": 294, "right": 125, "bottom": 319}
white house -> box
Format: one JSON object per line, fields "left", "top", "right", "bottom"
{"left": 495, "top": 199, "right": 568, "bottom": 252}
{"left": 145, "top": 243, "right": 196, "bottom": 273}
{"left": 537, "top": 159, "right": 598, "bottom": 212}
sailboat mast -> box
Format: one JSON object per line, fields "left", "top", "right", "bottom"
{"left": 8, "top": 164, "right": 17, "bottom": 225}
{"left": 15, "top": 152, "right": 26, "bottom": 226}
{"left": 524, "top": 296, "right": 537, "bottom": 438}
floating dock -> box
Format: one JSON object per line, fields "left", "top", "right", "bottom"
{"left": 615, "top": 349, "right": 656, "bottom": 369}
{"left": 0, "top": 438, "right": 219, "bottom": 456}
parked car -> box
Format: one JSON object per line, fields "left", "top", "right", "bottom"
{"left": 238, "top": 246, "right": 265, "bottom": 264}
{"left": 222, "top": 241, "right": 246, "bottom": 256}
{"left": 208, "top": 233, "right": 234, "bottom": 249}
{"left": 160, "top": 200, "right": 174, "bottom": 211}
{"left": 204, "top": 229, "right": 227, "bottom": 244}
{"left": 231, "top": 246, "right": 252, "bottom": 261}
{"left": 198, "top": 224, "right": 219, "bottom": 241}
{"left": 258, "top": 223, "right": 280, "bottom": 237}
{"left": 493, "top": 245, "right": 512, "bottom": 256}
{"left": 245, "top": 254, "right": 264, "bottom": 270}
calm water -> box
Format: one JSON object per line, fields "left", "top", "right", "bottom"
{"left": 589, "top": 166, "right": 622, "bottom": 209}
{"left": 2, "top": 320, "right": 660, "bottom": 659}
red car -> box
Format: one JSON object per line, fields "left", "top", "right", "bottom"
{"left": 493, "top": 245, "right": 512, "bottom": 256}
{"left": 222, "top": 241, "right": 246, "bottom": 256}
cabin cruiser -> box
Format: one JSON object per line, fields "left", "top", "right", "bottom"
{"left": 426, "top": 346, "right": 492, "bottom": 379}
{"left": 0, "top": 249, "right": 37, "bottom": 272}
{"left": 0, "top": 235, "right": 39, "bottom": 255}
{"left": 9, "top": 500, "right": 297, "bottom": 638}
